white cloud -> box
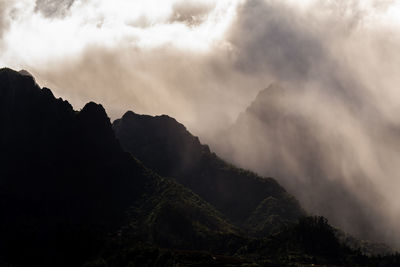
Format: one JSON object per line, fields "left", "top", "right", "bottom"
{"left": 0, "top": 0, "right": 242, "bottom": 67}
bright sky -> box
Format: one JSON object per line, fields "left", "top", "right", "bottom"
{"left": 1, "top": 0, "right": 400, "bottom": 68}
{"left": 0, "top": 0, "right": 243, "bottom": 67}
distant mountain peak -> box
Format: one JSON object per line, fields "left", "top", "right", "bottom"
{"left": 122, "top": 110, "right": 137, "bottom": 118}
{"left": 122, "top": 110, "right": 179, "bottom": 123}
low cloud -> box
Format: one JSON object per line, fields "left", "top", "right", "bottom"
{"left": 0, "top": 0, "right": 13, "bottom": 41}
{"left": 212, "top": 0, "right": 400, "bottom": 248}
{"left": 28, "top": 43, "right": 262, "bottom": 134}
{"left": 34, "top": 0, "right": 75, "bottom": 18}
{"left": 169, "top": 1, "right": 215, "bottom": 26}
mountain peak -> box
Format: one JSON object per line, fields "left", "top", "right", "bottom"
{"left": 80, "top": 101, "right": 108, "bottom": 118}
{"left": 122, "top": 110, "right": 178, "bottom": 124}
{"left": 77, "top": 102, "right": 114, "bottom": 141}
{"left": 0, "top": 68, "right": 35, "bottom": 84}
{"left": 122, "top": 110, "right": 137, "bottom": 118}
{"left": 2, "top": 66, "right": 36, "bottom": 79}
{"left": 0, "top": 67, "right": 18, "bottom": 75}
{"left": 78, "top": 102, "right": 112, "bottom": 128}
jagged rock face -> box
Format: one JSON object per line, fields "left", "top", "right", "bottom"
{"left": 0, "top": 68, "right": 238, "bottom": 267}
{"left": 113, "top": 109, "right": 304, "bottom": 234}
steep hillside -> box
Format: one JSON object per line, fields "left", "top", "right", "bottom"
{"left": 113, "top": 110, "right": 304, "bottom": 236}
{"left": 0, "top": 68, "right": 240, "bottom": 267}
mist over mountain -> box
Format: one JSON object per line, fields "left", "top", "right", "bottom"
{"left": 2, "top": 68, "right": 400, "bottom": 266}
{"left": 212, "top": 82, "right": 400, "bottom": 248}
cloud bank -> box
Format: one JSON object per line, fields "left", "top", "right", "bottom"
{"left": 1, "top": 0, "right": 400, "bottom": 248}
{"left": 216, "top": 0, "right": 400, "bottom": 248}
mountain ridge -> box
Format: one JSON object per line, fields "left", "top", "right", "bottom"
{"left": 1, "top": 68, "right": 398, "bottom": 266}
{"left": 0, "top": 68, "right": 242, "bottom": 266}
{"left": 113, "top": 109, "right": 305, "bottom": 236}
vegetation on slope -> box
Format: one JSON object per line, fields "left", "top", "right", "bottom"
{"left": 113, "top": 111, "right": 304, "bottom": 236}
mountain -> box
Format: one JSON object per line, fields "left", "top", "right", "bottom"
{"left": 112, "top": 111, "right": 304, "bottom": 236}
{"left": 0, "top": 68, "right": 241, "bottom": 266}
{"left": 1, "top": 68, "right": 398, "bottom": 266}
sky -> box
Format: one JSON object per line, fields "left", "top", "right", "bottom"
{"left": 1, "top": 0, "right": 400, "bottom": 248}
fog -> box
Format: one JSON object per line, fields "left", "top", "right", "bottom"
{"left": 1, "top": 0, "right": 400, "bottom": 248}
{"left": 213, "top": 0, "right": 400, "bottom": 247}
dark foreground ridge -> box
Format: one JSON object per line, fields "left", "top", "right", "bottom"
{"left": 0, "top": 68, "right": 399, "bottom": 266}
{"left": 0, "top": 68, "right": 240, "bottom": 266}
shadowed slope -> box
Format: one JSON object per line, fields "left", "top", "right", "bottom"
{"left": 113, "top": 110, "right": 304, "bottom": 236}
{"left": 0, "top": 68, "right": 239, "bottom": 267}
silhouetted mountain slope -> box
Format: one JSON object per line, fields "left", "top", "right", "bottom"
{"left": 0, "top": 68, "right": 239, "bottom": 266}
{"left": 113, "top": 110, "right": 304, "bottom": 235}
{"left": 1, "top": 68, "right": 398, "bottom": 267}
